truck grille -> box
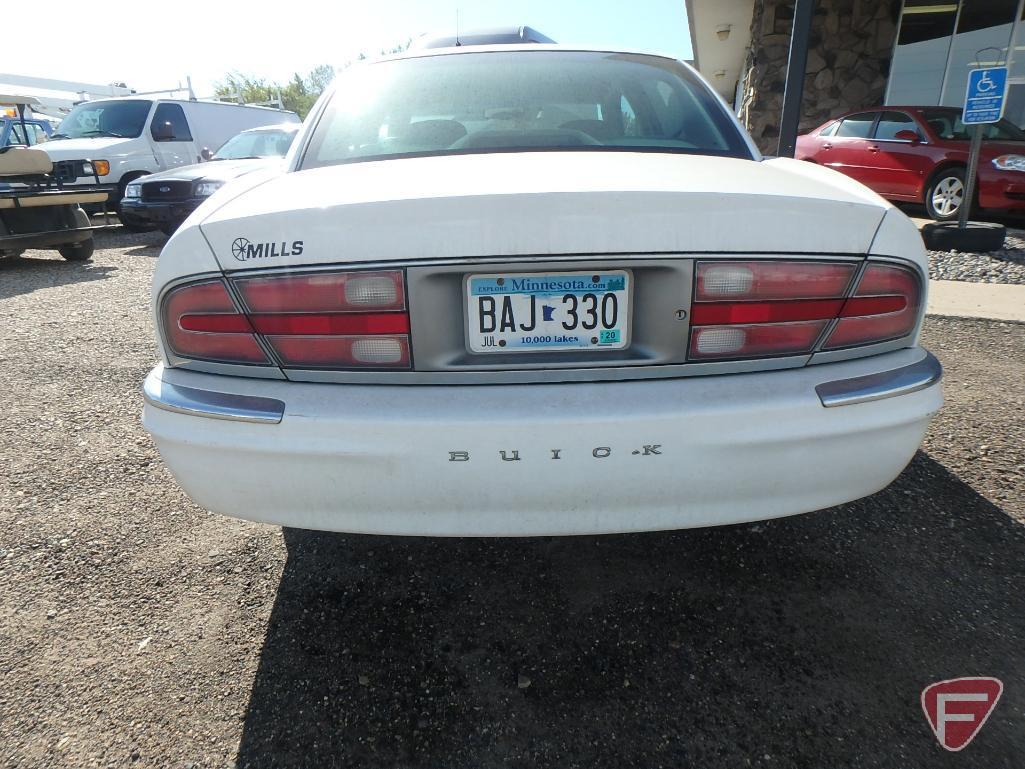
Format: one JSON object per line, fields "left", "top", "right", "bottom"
{"left": 141, "top": 180, "right": 192, "bottom": 202}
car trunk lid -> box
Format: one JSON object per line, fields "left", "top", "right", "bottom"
{"left": 198, "top": 151, "right": 890, "bottom": 271}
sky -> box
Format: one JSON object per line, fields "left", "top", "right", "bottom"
{"left": 7, "top": 0, "right": 691, "bottom": 96}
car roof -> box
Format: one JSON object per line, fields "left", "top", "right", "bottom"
{"left": 77, "top": 95, "right": 295, "bottom": 113}
{"left": 413, "top": 25, "right": 556, "bottom": 48}
{"left": 831, "top": 106, "right": 959, "bottom": 117}
{"left": 374, "top": 43, "right": 685, "bottom": 66}
{"left": 239, "top": 123, "right": 301, "bottom": 134}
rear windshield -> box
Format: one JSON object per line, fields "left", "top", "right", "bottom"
{"left": 301, "top": 50, "right": 752, "bottom": 168}
{"left": 921, "top": 109, "right": 1025, "bottom": 142}
{"left": 214, "top": 128, "right": 296, "bottom": 159}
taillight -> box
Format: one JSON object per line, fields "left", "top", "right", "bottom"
{"left": 233, "top": 272, "right": 404, "bottom": 312}
{"left": 822, "top": 264, "right": 921, "bottom": 349}
{"left": 690, "top": 260, "right": 920, "bottom": 361}
{"left": 162, "top": 270, "right": 411, "bottom": 369}
{"left": 162, "top": 280, "right": 269, "bottom": 365}
{"left": 696, "top": 261, "right": 855, "bottom": 301}
{"left": 690, "top": 321, "right": 828, "bottom": 359}
{"left": 233, "top": 270, "right": 409, "bottom": 368}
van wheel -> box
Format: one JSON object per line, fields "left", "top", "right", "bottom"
{"left": 925, "top": 167, "right": 967, "bottom": 221}
{"left": 58, "top": 238, "right": 94, "bottom": 261}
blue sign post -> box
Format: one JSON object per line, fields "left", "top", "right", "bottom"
{"left": 959, "top": 67, "right": 1008, "bottom": 228}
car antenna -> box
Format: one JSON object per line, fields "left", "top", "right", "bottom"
{"left": 455, "top": 9, "right": 461, "bottom": 46}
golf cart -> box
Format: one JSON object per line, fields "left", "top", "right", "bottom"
{"left": 0, "top": 94, "right": 109, "bottom": 261}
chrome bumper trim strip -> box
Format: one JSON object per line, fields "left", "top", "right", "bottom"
{"left": 143, "top": 370, "right": 284, "bottom": 424}
{"left": 816, "top": 351, "right": 942, "bottom": 408}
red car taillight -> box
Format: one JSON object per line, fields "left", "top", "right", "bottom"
{"left": 163, "top": 280, "right": 269, "bottom": 365}
{"left": 690, "top": 261, "right": 920, "bottom": 360}
{"left": 822, "top": 263, "right": 921, "bottom": 350}
{"left": 161, "top": 270, "right": 410, "bottom": 369}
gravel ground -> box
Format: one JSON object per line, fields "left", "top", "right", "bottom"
{"left": 0, "top": 232, "right": 1022, "bottom": 768}
{"left": 927, "top": 230, "right": 1025, "bottom": 285}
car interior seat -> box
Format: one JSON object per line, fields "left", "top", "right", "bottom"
{"left": 928, "top": 119, "right": 949, "bottom": 138}
{"left": 558, "top": 120, "right": 618, "bottom": 141}
{"left": 401, "top": 119, "right": 468, "bottom": 149}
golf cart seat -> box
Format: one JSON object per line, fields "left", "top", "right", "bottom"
{"left": 0, "top": 146, "right": 53, "bottom": 177}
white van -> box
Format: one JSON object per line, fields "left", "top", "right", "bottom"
{"left": 40, "top": 97, "right": 299, "bottom": 226}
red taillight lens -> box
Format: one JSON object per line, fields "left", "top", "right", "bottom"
{"left": 162, "top": 270, "right": 412, "bottom": 370}
{"left": 690, "top": 260, "right": 921, "bottom": 361}
{"left": 234, "top": 269, "right": 409, "bottom": 369}
{"left": 234, "top": 271, "right": 405, "bottom": 312}
{"left": 696, "top": 261, "right": 856, "bottom": 301}
{"left": 268, "top": 335, "right": 410, "bottom": 367}
{"left": 823, "top": 264, "right": 921, "bottom": 349}
{"left": 162, "top": 281, "right": 269, "bottom": 365}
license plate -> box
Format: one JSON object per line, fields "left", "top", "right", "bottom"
{"left": 465, "top": 270, "right": 631, "bottom": 353}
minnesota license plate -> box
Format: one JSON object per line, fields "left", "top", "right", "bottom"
{"left": 465, "top": 270, "right": 631, "bottom": 353}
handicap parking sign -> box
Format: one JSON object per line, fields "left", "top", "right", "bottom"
{"left": 963, "top": 67, "right": 1008, "bottom": 124}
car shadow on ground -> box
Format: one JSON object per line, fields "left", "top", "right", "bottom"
{"left": 122, "top": 244, "right": 164, "bottom": 258}
{"left": 0, "top": 254, "right": 116, "bottom": 301}
{"left": 95, "top": 228, "right": 165, "bottom": 258}
{"left": 235, "top": 452, "right": 1023, "bottom": 769}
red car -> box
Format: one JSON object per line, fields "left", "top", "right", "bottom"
{"left": 796, "top": 106, "right": 1025, "bottom": 221}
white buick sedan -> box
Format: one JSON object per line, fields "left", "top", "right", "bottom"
{"left": 143, "top": 45, "right": 942, "bottom": 536}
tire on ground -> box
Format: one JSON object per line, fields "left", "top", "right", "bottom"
{"left": 58, "top": 238, "right": 95, "bottom": 261}
{"left": 921, "top": 221, "right": 1006, "bottom": 253}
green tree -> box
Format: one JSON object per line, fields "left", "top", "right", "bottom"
{"left": 214, "top": 65, "right": 335, "bottom": 119}
{"left": 214, "top": 41, "right": 410, "bottom": 119}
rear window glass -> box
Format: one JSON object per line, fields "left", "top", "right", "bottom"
{"left": 835, "top": 113, "right": 877, "bottom": 138}
{"left": 921, "top": 109, "right": 1025, "bottom": 142}
{"left": 874, "top": 111, "right": 917, "bottom": 141}
{"left": 301, "top": 50, "right": 752, "bottom": 168}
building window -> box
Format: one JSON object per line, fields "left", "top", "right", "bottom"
{"left": 942, "top": 0, "right": 1018, "bottom": 106}
{"left": 956, "top": 0, "right": 1017, "bottom": 34}
{"left": 896, "top": 1, "right": 958, "bottom": 45}
{"left": 888, "top": 1, "right": 959, "bottom": 104}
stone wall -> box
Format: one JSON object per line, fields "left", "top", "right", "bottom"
{"left": 739, "top": 0, "right": 900, "bottom": 153}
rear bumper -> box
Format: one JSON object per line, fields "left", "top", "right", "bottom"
{"left": 143, "top": 348, "right": 942, "bottom": 536}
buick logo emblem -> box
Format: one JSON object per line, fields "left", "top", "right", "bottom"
{"left": 231, "top": 237, "right": 252, "bottom": 261}
{"left": 159, "top": 185, "right": 171, "bottom": 193}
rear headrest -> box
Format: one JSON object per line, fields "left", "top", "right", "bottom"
{"left": 0, "top": 146, "right": 53, "bottom": 176}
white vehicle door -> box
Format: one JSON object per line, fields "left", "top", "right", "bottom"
{"left": 148, "top": 102, "right": 198, "bottom": 170}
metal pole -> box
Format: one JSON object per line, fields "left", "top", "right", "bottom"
{"left": 17, "top": 103, "right": 29, "bottom": 145}
{"left": 959, "top": 124, "right": 983, "bottom": 229}
{"left": 777, "top": 0, "right": 816, "bottom": 157}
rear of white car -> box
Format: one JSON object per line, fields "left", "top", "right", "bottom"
{"left": 142, "top": 47, "right": 941, "bottom": 536}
